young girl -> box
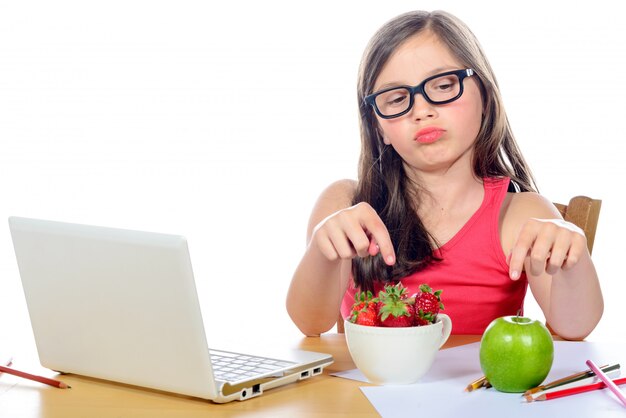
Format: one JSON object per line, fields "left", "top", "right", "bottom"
{"left": 286, "top": 10, "right": 603, "bottom": 339}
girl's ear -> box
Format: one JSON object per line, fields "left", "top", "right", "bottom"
{"left": 377, "top": 125, "right": 391, "bottom": 145}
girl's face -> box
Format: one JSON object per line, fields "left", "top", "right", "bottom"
{"left": 373, "top": 31, "right": 483, "bottom": 178}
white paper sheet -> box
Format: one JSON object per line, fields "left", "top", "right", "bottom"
{"left": 338, "top": 341, "right": 626, "bottom": 417}
{"left": 330, "top": 368, "right": 370, "bottom": 382}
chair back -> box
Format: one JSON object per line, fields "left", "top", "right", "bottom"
{"left": 553, "top": 196, "right": 601, "bottom": 255}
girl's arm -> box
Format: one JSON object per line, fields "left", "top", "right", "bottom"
{"left": 286, "top": 180, "right": 355, "bottom": 336}
{"left": 286, "top": 179, "right": 395, "bottom": 336}
{"left": 502, "top": 193, "right": 603, "bottom": 340}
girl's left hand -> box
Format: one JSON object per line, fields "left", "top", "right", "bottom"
{"left": 508, "top": 218, "right": 588, "bottom": 280}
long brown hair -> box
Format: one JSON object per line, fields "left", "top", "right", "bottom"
{"left": 352, "top": 10, "right": 537, "bottom": 291}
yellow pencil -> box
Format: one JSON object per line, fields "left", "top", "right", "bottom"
{"left": 465, "top": 375, "right": 488, "bottom": 392}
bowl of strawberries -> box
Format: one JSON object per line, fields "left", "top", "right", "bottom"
{"left": 344, "top": 283, "right": 452, "bottom": 385}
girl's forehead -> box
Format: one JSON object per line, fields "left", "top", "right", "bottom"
{"left": 375, "top": 31, "right": 462, "bottom": 88}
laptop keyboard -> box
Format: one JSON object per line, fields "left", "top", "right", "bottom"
{"left": 209, "top": 349, "right": 297, "bottom": 382}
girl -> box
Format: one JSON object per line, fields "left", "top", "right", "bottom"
{"left": 286, "top": 10, "right": 603, "bottom": 339}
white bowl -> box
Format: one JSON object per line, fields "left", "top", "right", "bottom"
{"left": 344, "top": 314, "right": 452, "bottom": 385}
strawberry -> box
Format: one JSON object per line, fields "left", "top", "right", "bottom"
{"left": 377, "top": 283, "right": 415, "bottom": 327}
{"left": 414, "top": 284, "right": 444, "bottom": 326}
{"left": 349, "top": 291, "right": 380, "bottom": 326}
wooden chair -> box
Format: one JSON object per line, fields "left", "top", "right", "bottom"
{"left": 336, "top": 195, "right": 602, "bottom": 333}
{"left": 553, "top": 196, "right": 601, "bottom": 255}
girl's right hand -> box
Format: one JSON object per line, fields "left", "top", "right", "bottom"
{"left": 311, "top": 202, "right": 396, "bottom": 266}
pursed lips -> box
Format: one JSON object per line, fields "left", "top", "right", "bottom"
{"left": 414, "top": 127, "right": 445, "bottom": 144}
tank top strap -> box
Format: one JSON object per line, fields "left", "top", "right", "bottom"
{"left": 484, "top": 177, "right": 511, "bottom": 209}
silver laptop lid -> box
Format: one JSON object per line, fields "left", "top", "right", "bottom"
{"left": 9, "top": 216, "right": 218, "bottom": 399}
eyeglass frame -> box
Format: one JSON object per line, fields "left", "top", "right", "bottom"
{"left": 364, "top": 68, "right": 475, "bottom": 119}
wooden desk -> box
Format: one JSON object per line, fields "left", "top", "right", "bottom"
{"left": 0, "top": 334, "right": 480, "bottom": 417}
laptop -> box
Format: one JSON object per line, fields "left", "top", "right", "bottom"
{"left": 8, "top": 216, "right": 333, "bottom": 403}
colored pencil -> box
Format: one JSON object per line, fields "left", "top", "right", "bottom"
{"left": 526, "top": 376, "right": 626, "bottom": 402}
{"left": 523, "top": 363, "right": 620, "bottom": 395}
{"left": 535, "top": 368, "right": 621, "bottom": 396}
{"left": 0, "top": 365, "right": 70, "bottom": 389}
{"left": 465, "top": 375, "right": 488, "bottom": 392}
{"left": 586, "top": 359, "right": 626, "bottom": 408}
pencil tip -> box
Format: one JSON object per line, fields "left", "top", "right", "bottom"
{"left": 524, "top": 394, "right": 534, "bottom": 403}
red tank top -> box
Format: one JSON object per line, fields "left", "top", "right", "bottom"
{"left": 340, "top": 177, "right": 528, "bottom": 335}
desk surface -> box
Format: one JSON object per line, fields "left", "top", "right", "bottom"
{"left": 0, "top": 334, "right": 481, "bottom": 417}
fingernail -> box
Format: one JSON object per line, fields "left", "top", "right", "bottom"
{"left": 510, "top": 270, "right": 519, "bottom": 280}
{"left": 386, "top": 255, "right": 394, "bottom": 265}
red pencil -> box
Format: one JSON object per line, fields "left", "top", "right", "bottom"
{"left": 0, "top": 364, "right": 70, "bottom": 389}
{"left": 526, "top": 376, "right": 626, "bottom": 402}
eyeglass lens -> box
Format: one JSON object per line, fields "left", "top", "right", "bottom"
{"left": 374, "top": 73, "right": 462, "bottom": 117}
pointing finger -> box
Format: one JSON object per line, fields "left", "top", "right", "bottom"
{"left": 509, "top": 225, "right": 537, "bottom": 280}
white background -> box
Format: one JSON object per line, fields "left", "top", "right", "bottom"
{"left": 1, "top": 0, "right": 624, "bottom": 352}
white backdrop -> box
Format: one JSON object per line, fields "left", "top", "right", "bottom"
{"left": 1, "top": 0, "right": 624, "bottom": 351}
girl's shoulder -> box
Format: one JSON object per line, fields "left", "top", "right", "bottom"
{"left": 500, "top": 191, "right": 563, "bottom": 251}
{"left": 306, "top": 179, "right": 357, "bottom": 235}
{"left": 314, "top": 179, "right": 357, "bottom": 213}
{"left": 506, "top": 191, "right": 562, "bottom": 219}
{"left": 320, "top": 179, "right": 357, "bottom": 199}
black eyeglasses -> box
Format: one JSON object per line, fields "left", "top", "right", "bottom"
{"left": 364, "top": 68, "right": 475, "bottom": 119}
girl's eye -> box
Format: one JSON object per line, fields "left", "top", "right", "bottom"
{"left": 382, "top": 90, "right": 409, "bottom": 108}
{"left": 431, "top": 76, "right": 458, "bottom": 92}
{"left": 388, "top": 94, "right": 407, "bottom": 105}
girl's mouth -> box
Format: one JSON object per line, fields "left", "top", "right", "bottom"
{"left": 415, "top": 127, "right": 445, "bottom": 144}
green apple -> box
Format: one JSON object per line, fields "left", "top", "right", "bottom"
{"left": 479, "top": 315, "right": 554, "bottom": 393}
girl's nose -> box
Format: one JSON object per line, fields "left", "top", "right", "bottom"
{"left": 410, "top": 94, "right": 437, "bottom": 121}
